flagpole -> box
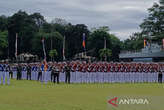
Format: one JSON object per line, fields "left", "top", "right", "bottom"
{"left": 7, "top": 33, "right": 9, "bottom": 60}
{"left": 104, "top": 37, "right": 107, "bottom": 61}
{"left": 104, "top": 37, "right": 106, "bottom": 49}
{"left": 42, "top": 38, "right": 46, "bottom": 60}
{"left": 51, "top": 35, "right": 52, "bottom": 61}
{"left": 15, "top": 33, "right": 18, "bottom": 62}
{"left": 63, "top": 36, "right": 66, "bottom": 61}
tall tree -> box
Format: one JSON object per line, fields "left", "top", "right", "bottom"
{"left": 64, "top": 24, "right": 89, "bottom": 59}
{"left": 49, "top": 49, "right": 58, "bottom": 61}
{"left": 88, "top": 29, "right": 111, "bottom": 59}
{"left": 99, "top": 48, "right": 112, "bottom": 61}
{"left": 122, "top": 32, "right": 144, "bottom": 51}
{"left": 110, "top": 34, "right": 121, "bottom": 61}
{"left": 7, "top": 10, "right": 38, "bottom": 58}
{"left": 0, "top": 31, "right": 8, "bottom": 59}
{"left": 31, "top": 31, "right": 63, "bottom": 61}
{"left": 140, "top": 1, "right": 164, "bottom": 42}
{"left": 0, "top": 15, "right": 8, "bottom": 31}
{"left": 30, "top": 13, "right": 46, "bottom": 29}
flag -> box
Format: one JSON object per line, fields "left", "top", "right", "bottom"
{"left": 144, "top": 38, "right": 147, "bottom": 47}
{"left": 82, "top": 33, "right": 86, "bottom": 50}
{"left": 63, "top": 36, "right": 66, "bottom": 60}
{"left": 15, "top": 33, "right": 18, "bottom": 58}
{"left": 43, "top": 59, "right": 48, "bottom": 71}
{"left": 163, "top": 39, "right": 164, "bottom": 49}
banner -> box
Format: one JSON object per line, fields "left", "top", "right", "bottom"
{"left": 82, "top": 33, "right": 86, "bottom": 50}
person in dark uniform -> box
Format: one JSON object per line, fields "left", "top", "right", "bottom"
{"left": 51, "top": 67, "right": 55, "bottom": 82}
{"left": 17, "top": 64, "right": 22, "bottom": 80}
{"left": 9, "top": 64, "right": 13, "bottom": 79}
{"left": 37, "top": 67, "right": 42, "bottom": 81}
{"left": 64, "top": 62, "right": 71, "bottom": 84}
{"left": 0, "top": 63, "right": 3, "bottom": 84}
{"left": 51, "top": 67, "right": 60, "bottom": 84}
{"left": 5, "top": 63, "right": 10, "bottom": 84}
{"left": 50, "top": 65, "right": 54, "bottom": 82}
{"left": 26, "top": 64, "right": 32, "bottom": 80}
{"left": 158, "top": 71, "right": 163, "bottom": 83}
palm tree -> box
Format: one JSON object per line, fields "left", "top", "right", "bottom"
{"left": 99, "top": 48, "right": 112, "bottom": 61}
{"left": 49, "top": 49, "right": 58, "bottom": 61}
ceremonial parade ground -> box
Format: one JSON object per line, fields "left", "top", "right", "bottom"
{"left": 0, "top": 79, "right": 164, "bottom": 110}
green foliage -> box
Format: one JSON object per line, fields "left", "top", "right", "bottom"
{"left": 46, "top": 32, "right": 63, "bottom": 61}
{"left": 109, "top": 34, "right": 122, "bottom": 61}
{"left": 30, "top": 12, "right": 46, "bottom": 29}
{"left": 31, "top": 31, "right": 63, "bottom": 61}
{"left": 122, "top": 32, "right": 144, "bottom": 51}
{"left": 88, "top": 30, "right": 111, "bottom": 59}
{"left": 7, "top": 10, "right": 39, "bottom": 58}
{"left": 123, "top": 0, "right": 164, "bottom": 53}
{"left": 140, "top": 2, "right": 164, "bottom": 42}
{"left": 0, "top": 31, "right": 8, "bottom": 57}
{"left": 99, "top": 48, "right": 112, "bottom": 61}
{"left": 91, "top": 26, "right": 110, "bottom": 32}
{"left": 49, "top": 49, "right": 58, "bottom": 61}
{"left": 88, "top": 28, "right": 121, "bottom": 61}
{"left": 0, "top": 15, "right": 8, "bottom": 31}
{"left": 64, "top": 24, "right": 89, "bottom": 59}
{"left": 0, "top": 31, "right": 8, "bottom": 48}
{"left": 0, "top": 10, "right": 122, "bottom": 61}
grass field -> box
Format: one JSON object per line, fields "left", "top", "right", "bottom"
{"left": 0, "top": 80, "right": 164, "bottom": 110}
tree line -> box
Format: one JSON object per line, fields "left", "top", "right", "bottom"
{"left": 0, "top": 11, "right": 121, "bottom": 61}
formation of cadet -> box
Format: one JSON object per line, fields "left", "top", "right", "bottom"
{"left": 0, "top": 61, "right": 164, "bottom": 84}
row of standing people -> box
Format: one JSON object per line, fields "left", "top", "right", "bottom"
{"left": 0, "top": 62, "right": 72, "bottom": 84}
{"left": 0, "top": 61, "right": 164, "bottom": 84}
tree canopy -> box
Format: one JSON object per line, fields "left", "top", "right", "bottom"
{"left": 0, "top": 10, "right": 122, "bottom": 61}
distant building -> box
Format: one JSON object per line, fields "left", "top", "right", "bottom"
{"left": 119, "top": 43, "right": 164, "bottom": 62}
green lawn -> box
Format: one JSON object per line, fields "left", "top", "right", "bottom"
{"left": 0, "top": 80, "right": 164, "bottom": 110}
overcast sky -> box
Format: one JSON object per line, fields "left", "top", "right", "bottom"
{"left": 0, "top": 0, "right": 159, "bottom": 40}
